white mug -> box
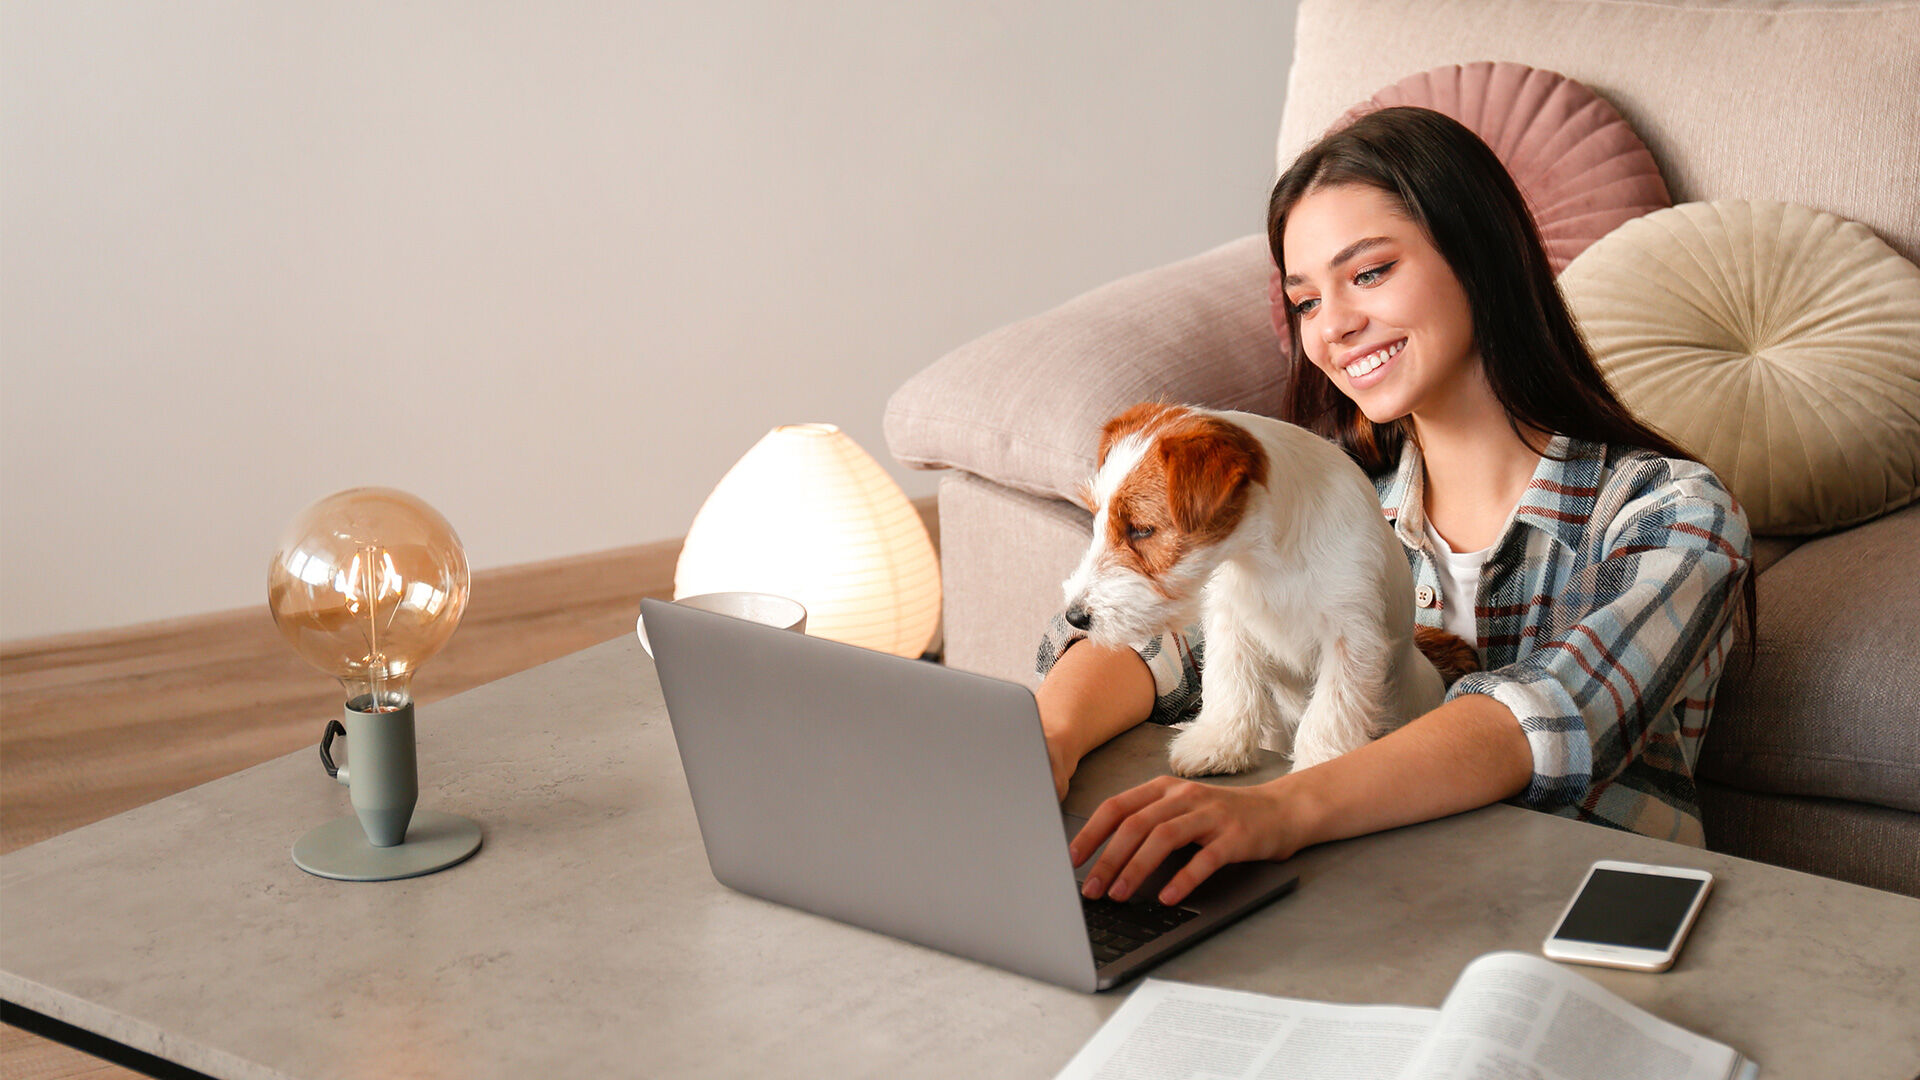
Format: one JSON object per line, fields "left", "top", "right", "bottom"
{"left": 636, "top": 591, "right": 808, "bottom": 657}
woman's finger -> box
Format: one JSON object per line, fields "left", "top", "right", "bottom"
{"left": 1069, "top": 775, "right": 1179, "bottom": 865}
{"left": 1077, "top": 786, "right": 1191, "bottom": 898}
{"left": 1156, "top": 834, "right": 1231, "bottom": 906}
{"left": 1106, "top": 812, "right": 1212, "bottom": 902}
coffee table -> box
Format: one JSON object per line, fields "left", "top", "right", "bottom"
{"left": 3, "top": 635, "right": 1916, "bottom": 1079}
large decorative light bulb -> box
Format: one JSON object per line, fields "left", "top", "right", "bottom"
{"left": 269, "top": 488, "right": 470, "bottom": 713}
{"left": 269, "top": 487, "right": 481, "bottom": 882}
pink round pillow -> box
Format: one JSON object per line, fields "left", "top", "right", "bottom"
{"left": 1268, "top": 62, "right": 1671, "bottom": 342}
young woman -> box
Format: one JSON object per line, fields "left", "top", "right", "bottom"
{"left": 1038, "top": 106, "right": 1752, "bottom": 908}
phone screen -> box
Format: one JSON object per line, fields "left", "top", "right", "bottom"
{"left": 1552, "top": 869, "right": 1707, "bottom": 950}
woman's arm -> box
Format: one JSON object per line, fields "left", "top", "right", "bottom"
{"left": 1450, "top": 462, "right": 1751, "bottom": 821}
{"left": 1035, "top": 640, "right": 1156, "bottom": 799}
{"left": 1072, "top": 692, "right": 1532, "bottom": 905}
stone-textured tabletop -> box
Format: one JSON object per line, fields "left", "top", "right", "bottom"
{"left": 3, "top": 635, "right": 1917, "bottom": 1079}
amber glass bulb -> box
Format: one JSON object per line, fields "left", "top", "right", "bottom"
{"left": 267, "top": 488, "right": 470, "bottom": 712}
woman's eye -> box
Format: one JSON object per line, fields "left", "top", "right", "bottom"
{"left": 1127, "top": 525, "right": 1156, "bottom": 542}
{"left": 1289, "top": 297, "right": 1320, "bottom": 317}
{"left": 1354, "top": 261, "right": 1397, "bottom": 286}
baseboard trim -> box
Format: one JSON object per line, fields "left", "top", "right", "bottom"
{"left": 1, "top": 534, "right": 685, "bottom": 695}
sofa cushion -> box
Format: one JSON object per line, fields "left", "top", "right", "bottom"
{"left": 1560, "top": 200, "right": 1920, "bottom": 535}
{"left": 1277, "top": 0, "right": 1920, "bottom": 267}
{"left": 1699, "top": 503, "right": 1920, "bottom": 814}
{"left": 885, "top": 234, "right": 1287, "bottom": 504}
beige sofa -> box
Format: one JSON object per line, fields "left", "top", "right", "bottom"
{"left": 885, "top": 0, "right": 1920, "bottom": 895}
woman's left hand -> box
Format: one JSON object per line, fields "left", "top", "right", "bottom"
{"left": 1069, "top": 774, "right": 1313, "bottom": 906}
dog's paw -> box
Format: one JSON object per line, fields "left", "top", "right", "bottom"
{"left": 1286, "top": 728, "right": 1365, "bottom": 772}
{"left": 1167, "top": 721, "right": 1262, "bottom": 777}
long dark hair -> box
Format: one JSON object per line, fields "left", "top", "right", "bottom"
{"left": 1268, "top": 105, "right": 1692, "bottom": 473}
{"left": 1269, "top": 106, "right": 1755, "bottom": 648}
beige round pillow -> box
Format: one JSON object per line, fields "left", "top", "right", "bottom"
{"left": 1561, "top": 200, "right": 1920, "bottom": 535}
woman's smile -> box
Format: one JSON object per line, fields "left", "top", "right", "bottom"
{"left": 1339, "top": 337, "right": 1406, "bottom": 387}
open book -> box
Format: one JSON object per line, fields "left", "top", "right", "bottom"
{"left": 1056, "top": 952, "right": 1757, "bottom": 1080}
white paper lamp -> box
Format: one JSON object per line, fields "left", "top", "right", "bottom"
{"left": 675, "top": 424, "right": 941, "bottom": 658}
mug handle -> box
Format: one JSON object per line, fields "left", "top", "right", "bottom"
{"left": 319, "top": 719, "right": 348, "bottom": 781}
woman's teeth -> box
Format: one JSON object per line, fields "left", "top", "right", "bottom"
{"left": 1344, "top": 339, "right": 1404, "bottom": 379}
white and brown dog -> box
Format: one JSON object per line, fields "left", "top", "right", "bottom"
{"left": 1062, "top": 402, "right": 1478, "bottom": 775}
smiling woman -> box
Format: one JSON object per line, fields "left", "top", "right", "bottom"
{"left": 1036, "top": 107, "right": 1755, "bottom": 908}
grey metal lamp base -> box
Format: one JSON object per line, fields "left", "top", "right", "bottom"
{"left": 292, "top": 810, "right": 483, "bottom": 882}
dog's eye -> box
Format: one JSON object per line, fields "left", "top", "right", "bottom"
{"left": 1127, "top": 525, "right": 1156, "bottom": 542}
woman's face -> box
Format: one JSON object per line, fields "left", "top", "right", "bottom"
{"left": 1279, "top": 183, "right": 1481, "bottom": 426}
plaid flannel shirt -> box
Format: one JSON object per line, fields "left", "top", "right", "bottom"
{"left": 1035, "top": 435, "right": 1752, "bottom": 844}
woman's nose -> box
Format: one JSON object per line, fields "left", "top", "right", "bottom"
{"left": 1319, "top": 294, "right": 1365, "bottom": 343}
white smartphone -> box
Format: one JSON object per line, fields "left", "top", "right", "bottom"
{"left": 1541, "top": 860, "right": 1714, "bottom": 972}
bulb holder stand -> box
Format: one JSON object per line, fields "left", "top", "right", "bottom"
{"left": 292, "top": 701, "right": 482, "bottom": 882}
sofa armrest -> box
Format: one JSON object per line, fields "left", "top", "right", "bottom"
{"left": 884, "top": 233, "right": 1288, "bottom": 503}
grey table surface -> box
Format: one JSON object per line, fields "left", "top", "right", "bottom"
{"left": 2, "top": 634, "right": 1917, "bottom": 1080}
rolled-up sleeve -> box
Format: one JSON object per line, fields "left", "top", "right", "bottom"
{"left": 1035, "top": 614, "right": 1206, "bottom": 725}
{"left": 1449, "top": 469, "right": 1752, "bottom": 813}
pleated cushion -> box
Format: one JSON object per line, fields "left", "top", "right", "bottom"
{"left": 1561, "top": 200, "right": 1920, "bottom": 535}
{"left": 1268, "top": 62, "right": 1670, "bottom": 341}
{"left": 1346, "top": 63, "right": 1671, "bottom": 272}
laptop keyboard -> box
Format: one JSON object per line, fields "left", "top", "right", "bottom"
{"left": 1082, "top": 895, "right": 1200, "bottom": 966}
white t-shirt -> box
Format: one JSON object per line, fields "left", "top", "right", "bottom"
{"left": 1424, "top": 519, "right": 1490, "bottom": 651}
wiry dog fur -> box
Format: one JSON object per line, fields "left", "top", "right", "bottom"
{"left": 1062, "top": 403, "right": 1476, "bottom": 775}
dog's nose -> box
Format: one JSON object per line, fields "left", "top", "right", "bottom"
{"left": 1065, "top": 604, "right": 1092, "bottom": 631}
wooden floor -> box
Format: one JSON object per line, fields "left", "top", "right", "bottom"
{"left": 0, "top": 500, "right": 937, "bottom": 1080}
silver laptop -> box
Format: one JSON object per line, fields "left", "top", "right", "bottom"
{"left": 641, "top": 597, "right": 1298, "bottom": 992}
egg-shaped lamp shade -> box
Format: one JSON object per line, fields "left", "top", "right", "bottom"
{"left": 675, "top": 424, "right": 941, "bottom": 658}
{"left": 267, "top": 488, "right": 471, "bottom": 710}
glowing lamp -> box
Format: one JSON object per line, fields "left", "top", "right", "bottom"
{"left": 675, "top": 424, "right": 940, "bottom": 658}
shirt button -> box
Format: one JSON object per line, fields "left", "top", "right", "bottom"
{"left": 1415, "top": 584, "right": 1437, "bottom": 608}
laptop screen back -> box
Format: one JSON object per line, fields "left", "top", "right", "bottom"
{"left": 643, "top": 598, "right": 1099, "bottom": 990}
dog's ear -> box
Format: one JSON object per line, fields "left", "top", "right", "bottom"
{"left": 1099, "top": 402, "right": 1184, "bottom": 467}
{"left": 1158, "top": 417, "right": 1269, "bottom": 534}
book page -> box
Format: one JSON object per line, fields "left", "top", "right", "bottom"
{"left": 1407, "top": 953, "right": 1749, "bottom": 1080}
{"left": 1054, "top": 978, "right": 1439, "bottom": 1080}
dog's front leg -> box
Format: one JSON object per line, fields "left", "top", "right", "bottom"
{"left": 1167, "top": 617, "right": 1276, "bottom": 777}
{"left": 1289, "top": 631, "right": 1390, "bottom": 771}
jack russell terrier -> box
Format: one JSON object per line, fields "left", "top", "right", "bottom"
{"left": 1062, "top": 402, "right": 1479, "bottom": 775}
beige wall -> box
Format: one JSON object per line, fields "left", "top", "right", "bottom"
{"left": 1, "top": 2, "right": 1296, "bottom": 640}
